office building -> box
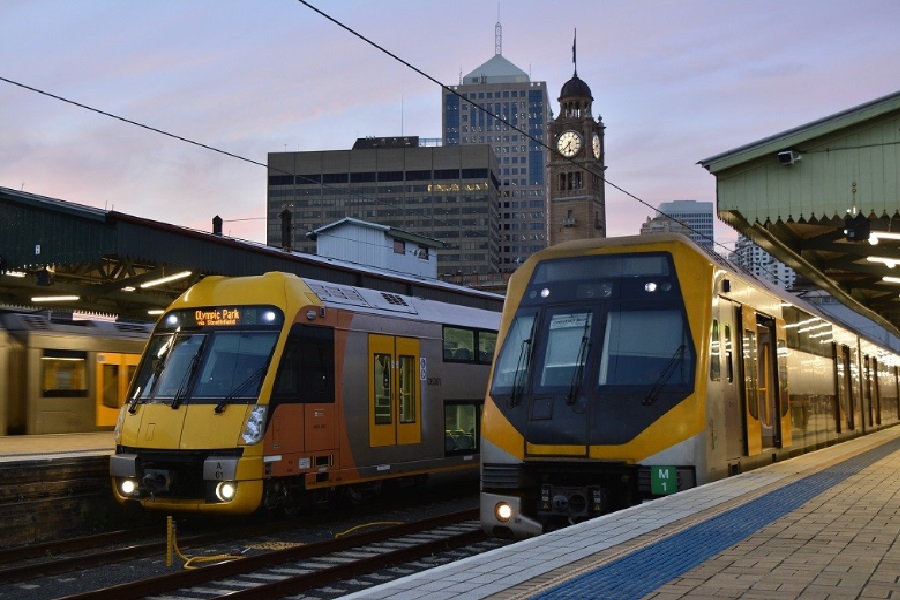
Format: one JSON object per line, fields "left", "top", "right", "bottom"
{"left": 657, "top": 200, "right": 715, "bottom": 251}
{"left": 442, "top": 22, "right": 550, "bottom": 271}
{"left": 267, "top": 137, "right": 500, "bottom": 276}
{"left": 730, "top": 234, "right": 797, "bottom": 290}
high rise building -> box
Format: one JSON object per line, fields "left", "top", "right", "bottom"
{"left": 267, "top": 137, "right": 500, "bottom": 277}
{"left": 730, "top": 234, "right": 797, "bottom": 290}
{"left": 442, "top": 21, "right": 550, "bottom": 271}
{"left": 656, "top": 200, "right": 715, "bottom": 251}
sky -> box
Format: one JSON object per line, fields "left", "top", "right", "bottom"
{"left": 2, "top": 0, "right": 900, "bottom": 255}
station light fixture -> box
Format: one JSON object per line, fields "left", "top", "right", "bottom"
{"left": 31, "top": 294, "right": 80, "bottom": 302}
{"left": 867, "top": 257, "right": 900, "bottom": 268}
{"left": 868, "top": 231, "right": 900, "bottom": 245}
{"left": 140, "top": 270, "right": 192, "bottom": 288}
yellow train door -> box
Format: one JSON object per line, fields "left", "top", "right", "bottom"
{"left": 96, "top": 352, "right": 141, "bottom": 427}
{"left": 368, "top": 334, "right": 421, "bottom": 447}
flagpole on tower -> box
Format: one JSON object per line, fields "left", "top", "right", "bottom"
{"left": 572, "top": 28, "right": 577, "bottom": 76}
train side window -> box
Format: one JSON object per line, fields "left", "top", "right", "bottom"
{"left": 272, "top": 325, "right": 335, "bottom": 404}
{"left": 41, "top": 349, "right": 88, "bottom": 397}
{"left": 443, "top": 326, "right": 475, "bottom": 362}
{"left": 478, "top": 331, "right": 497, "bottom": 364}
{"left": 374, "top": 354, "right": 392, "bottom": 424}
{"left": 725, "top": 325, "right": 734, "bottom": 383}
{"left": 444, "top": 401, "right": 481, "bottom": 455}
{"left": 710, "top": 319, "right": 721, "bottom": 381}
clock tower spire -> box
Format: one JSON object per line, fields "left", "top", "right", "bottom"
{"left": 546, "top": 48, "right": 606, "bottom": 245}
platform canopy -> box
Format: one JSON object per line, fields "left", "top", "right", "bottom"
{"left": 700, "top": 90, "right": 900, "bottom": 335}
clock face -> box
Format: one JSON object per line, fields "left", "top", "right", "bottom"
{"left": 592, "top": 133, "right": 601, "bottom": 159}
{"left": 557, "top": 130, "right": 582, "bottom": 157}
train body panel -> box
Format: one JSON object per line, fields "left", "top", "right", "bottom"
{"left": 0, "top": 312, "right": 150, "bottom": 435}
{"left": 112, "top": 272, "right": 498, "bottom": 515}
{"left": 482, "top": 234, "right": 900, "bottom": 538}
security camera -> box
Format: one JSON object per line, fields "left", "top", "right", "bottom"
{"left": 777, "top": 150, "right": 801, "bottom": 165}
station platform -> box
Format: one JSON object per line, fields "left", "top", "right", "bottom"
{"left": 0, "top": 431, "right": 114, "bottom": 463}
{"left": 347, "top": 426, "right": 900, "bottom": 600}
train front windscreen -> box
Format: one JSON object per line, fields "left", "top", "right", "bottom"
{"left": 128, "top": 306, "right": 284, "bottom": 411}
{"left": 489, "top": 252, "right": 696, "bottom": 446}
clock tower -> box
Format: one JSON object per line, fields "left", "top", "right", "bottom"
{"left": 547, "top": 68, "right": 606, "bottom": 244}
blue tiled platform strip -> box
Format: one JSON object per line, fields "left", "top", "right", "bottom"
{"left": 533, "top": 438, "right": 900, "bottom": 600}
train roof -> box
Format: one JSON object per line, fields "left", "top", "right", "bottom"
{"left": 525, "top": 233, "right": 900, "bottom": 354}
{"left": 304, "top": 277, "right": 500, "bottom": 331}
{"left": 0, "top": 311, "right": 152, "bottom": 339}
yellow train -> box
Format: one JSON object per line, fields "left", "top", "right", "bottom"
{"left": 0, "top": 311, "right": 149, "bottom": 435}
{"left": 111, "top": 272, "right": 498, "bottom": 514}
{"left": 481, "top": 234, "right": 900, "bottom": 538}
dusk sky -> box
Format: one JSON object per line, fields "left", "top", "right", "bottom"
{"left": 3, "top": 1, "right": 899, "bottom": 254}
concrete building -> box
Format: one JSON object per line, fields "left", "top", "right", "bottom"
{"left": 307, "top": 218, "right": 443, "bottom": 279}
{"left": 442, "top": 21, "right": 550, "bottom": 271}
{"left": 267, "top": 137, "right": 500, "bottom": 277}
{"left": 657, "top": 200, "right": 715, "bottom": 251}
{"left": 730, "top": 234, "right": 797, "bottom": 290}
{"left": 639, "top": 213, "right": 692, "bottom": 237}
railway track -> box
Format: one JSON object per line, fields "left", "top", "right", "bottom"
{"left": 1, "top": 480, "right": 491, "bottom": 600}
{"left": 23, "top": 508, "right": 508, "bottom": 600}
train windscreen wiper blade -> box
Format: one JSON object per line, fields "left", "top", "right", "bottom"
{"left": 171, "top": 335, "right": 208, "bottom": 410}
{"left": 643, "top": 345, "right": 686, "bottom": 407}
{"left": 215, "top": 365, "right": 266, "bottom": 414}
{"left": 566, "top": 322, "right": 591, "bottom": 406}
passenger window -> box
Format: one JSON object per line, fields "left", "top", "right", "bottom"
{"left": 725, "top": 325, "right": 734, "bottom": 383}
{"left": 444, "top": 401, "right": 481, "bottom": 455}
{"left": 443, "top": 326, "right": 475, "bottom": 362}
{"left": 710, "top": 319, "right": 721, "bottom": 381}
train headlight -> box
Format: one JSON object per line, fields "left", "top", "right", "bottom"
{"left": 240, "top": 405, "right": 268, "bottom": 445}
{"left": 120, "top": 479, "right": 137, "bottom": 495}
{"left": 495, "top": 502, "right": 513, "bottom": 523}
{"left": 215, "top": 481, "right": 237, "bottom": 502}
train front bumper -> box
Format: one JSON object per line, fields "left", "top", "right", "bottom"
{"left": 110, "top": 453, "right": 262, "bottom": 514}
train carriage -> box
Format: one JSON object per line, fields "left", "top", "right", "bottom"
{"left": 0, "top": 312, "right": 150, "bottom": 435}
{"left": 481, "top": 233, "right": 900, "bottom": 538}
{"left": 111, "top": 272, "right": 499, "bottom": 514}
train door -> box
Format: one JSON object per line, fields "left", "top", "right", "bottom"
{"left": 96, "top": 352, "right": 140, "bottom": 427}
{"left": 740, "top": 304, "right": 762, "bottom": 456}
{"left": 835, "top": 345, "right": 855, "bottom": 431}
{"left": 368, "top": 334, "right": 421, "bottom": 448}
{"left": 756, "top": 315, "right": 782, "bottom": 450}
{"left": 775, "top": 320, "right": 791, "bottom": 448}
{"left": 717, "top": 298, "right": 743, "bottom": 463}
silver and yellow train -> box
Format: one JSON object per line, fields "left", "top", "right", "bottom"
{"left": 0, "top": 311, "right": 150, "bottom": 435}
{"left": 481, "top": 234, "right": 900, "bottom": 538}
{"left": 111, "top": 272, "right": 499, "bottom": 514}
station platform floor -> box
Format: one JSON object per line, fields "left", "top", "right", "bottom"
{"left": 0, "top": 431, "right": 114, "bottom": 463}
{"left": 346, "top": 426, "right": 900, "bottom": 600}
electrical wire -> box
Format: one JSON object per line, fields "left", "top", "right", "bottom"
{"left": 296, "top": 0, "right": 730, "bottom": 255}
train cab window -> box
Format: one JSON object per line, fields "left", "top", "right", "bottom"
{"left": 598, "top": 309, "right": 693, "bottom": 387}
{"left": 444, "top": 401, "right": 481, "bottom": 455}
{"left": 41, "top": 349, "right": 88, "bottom": 397}
{"left": 271, "top": 325, "right": 335, "bottom": 404}
{"left": 710, "top": 319, "right": 721, "bottom": 381}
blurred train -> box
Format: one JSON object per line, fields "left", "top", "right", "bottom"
{"left": 0, "top": 311, "right": 151, "bottom": 435}
{"left": 111, "top": 272, "right": 499, "bottom": 514}
{"left": 481, "top": 233, "right": 900, "bottom": 538}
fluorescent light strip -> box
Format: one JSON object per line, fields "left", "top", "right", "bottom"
{"left": 869, "top": 231, "right": 900, "bottom": 245}
{"left": 140, "top": 271, "right": 192, "bottom": 288}
{"left": 31, "top": 295, "right": 80, "bottom": 302}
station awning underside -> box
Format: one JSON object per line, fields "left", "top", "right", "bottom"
{"left": 0, "top": 187, "right": 502, "bottom": 320}
{"left": 701, "top": 89, "right": 900, "bottom": 336}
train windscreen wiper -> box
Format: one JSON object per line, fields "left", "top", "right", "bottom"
{"left": 215, "top": 365, "right": 266, "bottom": 414}
{"left": 566, "top": 319, "right": 592, "bottom": 406}
{"left": 171, "top": 335, "right": 208, "bottom": 410}
{"left": 643, "top": 345, "right": 687, "bottom": 406}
